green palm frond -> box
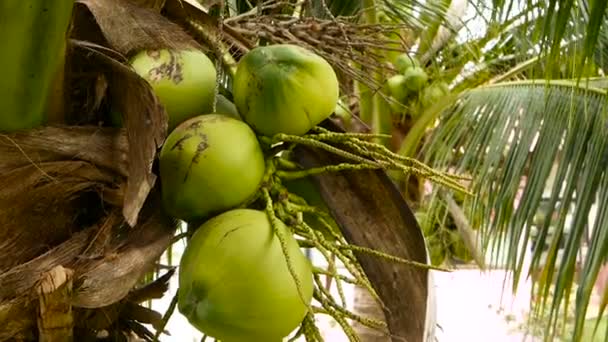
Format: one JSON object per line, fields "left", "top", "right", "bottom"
{"left": 593, "top": 6, "right": 608, "bottom": 71}
{"left": 423, "top": 80, "right": 608, "bottom": 341}
{"left": 534, "top": 0, "right": 607, "bottom": 77}
{"left": 467, "top": 0, "right": 608, "bottom": 78}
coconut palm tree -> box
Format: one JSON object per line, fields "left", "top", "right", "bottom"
{"left": 1, "top": 0, "right": 607, "bottom": 341}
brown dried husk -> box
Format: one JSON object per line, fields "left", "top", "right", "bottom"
{"left": 0, "top": 126, "right": 178, "bottom": 341}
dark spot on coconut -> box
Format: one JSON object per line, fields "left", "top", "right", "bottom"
{"left": 218, "top": 224, "right": 248, "bottom": 245}
{"left": 172, "top": 57, "right": 184, "bottom": 84}
{"left": 192, "top": 139, "right": 209, "bottom": 163}
{"left": 147, "top": 50, "right": 184, "bottom": 84}
{"left": 245, "top": 95, "right": 254, "bottom": 114}
{"left": 183, "top": 135, "right": 209, "bottom": 182}
{"left": 171, "top": 133, "right": 193, "bottom": 151}
{"left": 188, "top": 120, "right": 203, "bottom": 130}
{"left": 147, "top": 66, "right": 166, "bottom": 83}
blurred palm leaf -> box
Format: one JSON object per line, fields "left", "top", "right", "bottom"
{"left": 592, "top": 6, "right": 608, "bottom": 71}
{"left": 422, "top": 80, "right": 608, "bottom": 341}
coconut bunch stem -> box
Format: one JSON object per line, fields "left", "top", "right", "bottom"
{"left": 270, "top": 128, "right": 470, "bottom": 194}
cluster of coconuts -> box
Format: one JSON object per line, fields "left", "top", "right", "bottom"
{"left": 121, "top": 44, "right": 340, "bottom": 341}
{"left": 386, "top": 54, "right": 450, "bottom": 120}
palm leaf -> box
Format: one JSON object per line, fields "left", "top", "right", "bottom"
{"left": 422, "top": 80, "right": 608, "bottom": 341}
{"left": 579, "top": 0, "right": 608, "bottom": 73}
{"left": 593, "top": 6, "right": 608, "bottom": 71}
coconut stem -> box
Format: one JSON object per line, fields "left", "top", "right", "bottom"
{"left": 272, "top": 131, "right": 470, "bottom": 194}
{"left": 313, "top": 287, "right": 362, "bottom": 342}
{"left": 275, "top": 163, "right": 380, "bottom": 180}
{"left": 313, "top": 274, "right": 386, "bottom": 330}
{"left": 262, "top": 188, "right": 310, "bottom": 309}
{"left": 312, "top": 267, "right": 361, "bottom": 285}
{"left": 297, "top": 220, "right": 382, "bottom": 306}
{"left": 302, "top": 312, "right": 324, "bottom": 341}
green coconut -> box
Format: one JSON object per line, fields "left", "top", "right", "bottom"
{"left": 420, "top": 82, "right": 450, "bottom": 108}
{"left": 403, "top": 66, "right": 429, "bottom": 92}
{"left": 178, "top": 209, "right": 314, "bottom": 342}
{"left": 130, "top": 49, "right": 217, "bottom": 131}
{"left": 386, "top": 74, "right": 410, "bottom": 103}
{"left": 394, "top": 53, "right": 420, "bottom": 74}
{"left": 233, "top": 44, "right": 340, "bottom": 136}
{"left": 159, "top": 114, "right": 265, "bottom": 221}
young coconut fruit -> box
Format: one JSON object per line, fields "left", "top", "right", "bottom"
{"left": 394, "top": 53, "right": 420, "bottom": 74}
{"left": 386, "top": 74, "right": 410, "bottom": 103}
{"left": 403, "top": 66, "right": 429, "bottom": 92}
{"left": 420, "top": 81, "right": 450, "bottom": 108}
{"left": 178, "top": 209, "right": 314, "bottom": 342}
{"left": 233, "top": 44, "right": 340, "bottom": 136}
{"left": 159, "top": 114, "right": 265, "bottom": 221}
{"left": 130, "top": 49, "right": 217, "bottom": 130}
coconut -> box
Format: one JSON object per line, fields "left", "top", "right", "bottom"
{"left": 420, "top": 82, "right": 450, "bottom": 108}
{"left": 178, "top": 209, "right": 314, "bottom": 341}
{"left": 403, "top": 66, "right": 429, "bottom": 92}
{"left": 158, "top": 114, "right": 265, "bottom": 221}
{"left": 387, "top": 74, "right": 410, "bottom": 103}
{"left": 130, "top": 49, "right": 217, "bottom": 130}
{"left": 233, "top": 44, "right": 339, "bottom": 136}
{"left": 394, "top": 53, "right": 420, "bottom": 74}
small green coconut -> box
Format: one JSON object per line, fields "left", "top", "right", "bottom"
{"left": 394, "top": 53, "right": 420, "bottom": 74}
{"left": 130, "top": 49, "right": 217, "bottom": 131}
{"left": 403, "top": 66, "right": 429, "bottom": 92}
{"left": 158, "top": 114, "right": 265, "bottom": 221}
